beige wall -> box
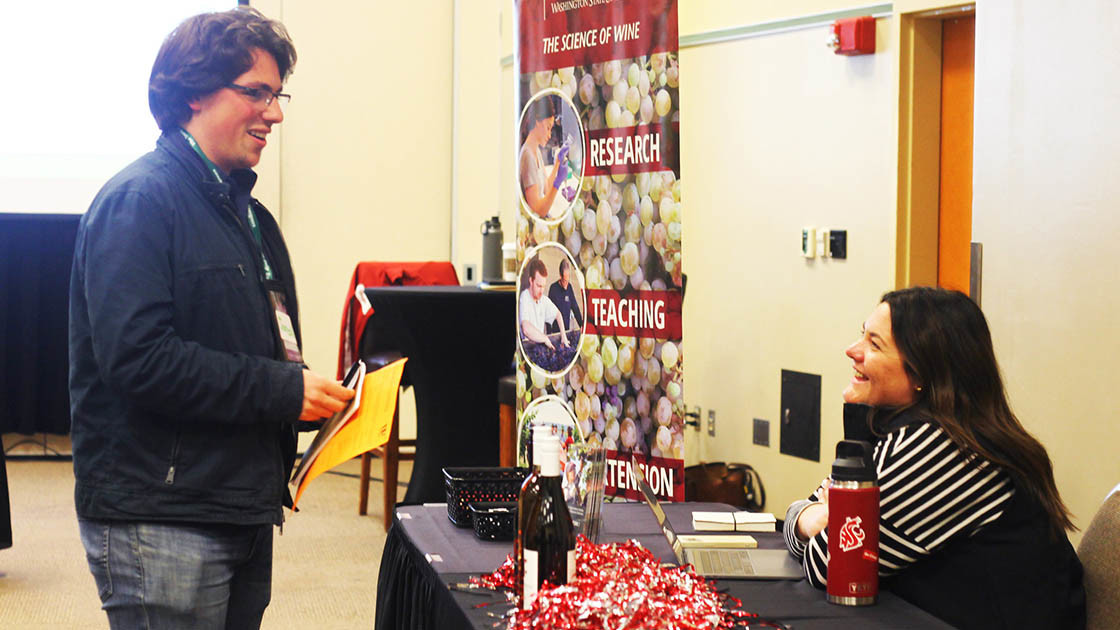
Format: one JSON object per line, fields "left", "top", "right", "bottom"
{"left": 256, "top": 1, "right": 454, "bottom": 385}
{"left": 972, "top": 0, "right": 1120, "bottom": 534}
{"left": 261, "top": 0, "right": 1119, "bottom": 537}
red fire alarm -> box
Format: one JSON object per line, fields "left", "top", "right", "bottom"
{"left": 830, "top": 16, "right": 876, "bottom": 55}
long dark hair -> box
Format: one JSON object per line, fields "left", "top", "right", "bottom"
{"left": 881, "top": 287, "right": 1074, "bottom": 534}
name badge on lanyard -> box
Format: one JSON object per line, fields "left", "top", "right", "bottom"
{"left": 268, "top": 290, "right": 303, "bottom": 363}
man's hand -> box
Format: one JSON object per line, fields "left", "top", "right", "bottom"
{"left": 299, "top": 369, "right": 356, "bottom": 421}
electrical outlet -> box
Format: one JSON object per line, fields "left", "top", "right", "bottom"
{"left": 463, "top": 263, "right": 477, "bottom": 283}
{"left": 753, "top": 418, "right": 770, "bottom": 447}
{"left": 707, "top": 409, "right": 716, "bottom": 436}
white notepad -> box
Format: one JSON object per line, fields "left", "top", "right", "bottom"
{"left": 692, "top": 511, "right": 776, "bottom": 532}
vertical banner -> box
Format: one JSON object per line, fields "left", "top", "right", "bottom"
{"left": 514, "top": 0, "right": 683, "bottom": 501}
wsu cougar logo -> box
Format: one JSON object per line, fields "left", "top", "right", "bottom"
{"left": 838, "top": 516, "right": 866, "bottom": 552}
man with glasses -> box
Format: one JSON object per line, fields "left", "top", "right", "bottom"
{"left": 69, "top": 8, "right": 352, "bottom": 628}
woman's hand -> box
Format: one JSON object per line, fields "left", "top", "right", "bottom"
{"left": 797, "top": 501, "right": 829, "bottom": 541}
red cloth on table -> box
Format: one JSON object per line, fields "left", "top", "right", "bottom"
{"left": 337, "top": 261, "right": 459, "bottom": 378}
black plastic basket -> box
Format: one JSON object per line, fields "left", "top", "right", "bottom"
{"left": 470, "top": 502, "right": 518, "bottom": 541}
{"left": 443, "top": 467, "right": 529, "bottom": 528}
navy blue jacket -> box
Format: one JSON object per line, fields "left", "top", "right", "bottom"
{"left": 69, "top": 131, "right": 304, "bottom": 526}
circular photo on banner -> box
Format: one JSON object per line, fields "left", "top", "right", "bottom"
{"left": 517, "top": 88, "right": 584, "bottom": 226}
{"left": 516, "top": 395, "right": 590, "bottom": 502}
{"left": 516, "top": 242, "right": 585, "bottom": 377}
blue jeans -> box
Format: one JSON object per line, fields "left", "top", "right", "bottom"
{"left": 78, "top": 519, "right": 273, "bottom": 630}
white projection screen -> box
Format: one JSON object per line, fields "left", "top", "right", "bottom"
{"left": 0, "top": 1, "right": 236, "bottom": 214}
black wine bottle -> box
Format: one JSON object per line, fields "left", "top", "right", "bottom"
{"left": 514, "top": 427, "right": 546, "bottom": 600}
{"left": 519, "top": 433, "right": 576, "bottom": 609}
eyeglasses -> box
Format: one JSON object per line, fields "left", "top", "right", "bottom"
{"left": 226, "top": 83, "right": 291, "bottom": 111}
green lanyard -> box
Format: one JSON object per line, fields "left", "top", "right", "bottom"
{"left": 179, "top": 128, "right": 274, "bottom": 280}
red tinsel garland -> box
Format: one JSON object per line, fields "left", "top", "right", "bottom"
{"left": 472, "top": 536, "right": 760, "bottom": 630}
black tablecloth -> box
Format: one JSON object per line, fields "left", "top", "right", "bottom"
{"left": 0, "top": 213, "right": 79, "bottom": 435}
{"left": 375, "top": 503, "right": 954, "bottom": 630}
{"left": 359, "top": 286, "right": 516, "bottom": 504}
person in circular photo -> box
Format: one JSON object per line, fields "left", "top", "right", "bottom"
{"left": 518, "top": 89, "right": 584, "bottom": 224}
{"left": 517, "top": 244, "right": 585, "bottom": 375}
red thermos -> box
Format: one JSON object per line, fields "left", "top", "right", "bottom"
{"left": 827, "top": 440, "right": 879, "bottom": 606}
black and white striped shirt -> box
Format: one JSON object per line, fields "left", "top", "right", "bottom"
{"left": 784, "top": 419, "right": 1014, "bottom": 587}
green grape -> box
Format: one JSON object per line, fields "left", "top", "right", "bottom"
{"left": 667, "top": 222, "right": 682, "bottom": 244}
{"left": 605, "top": 363, "right": 622, "bottom": 386}
{"left": 661, "top": 341, "right": 679, "bottom": 370}
{"left": 624, "top": 213, "right": 642, "bottom": 244}
{"left": 595, "top": 175, "right": 612, "bottom": 198}
{"left": 600, "top": 337, "right": 618, "bottom": 369}
{"left": 608, "top": 215, "right": 622, "bottom": 243}
{"left": 558, "top": 66, "right": 575, "bottom": 82}
{"left": 585, "top": 260, "right": 603, "bottom": 288}
{"left": 639, "top": 195, "right": 654, "bottom": 226}
{"left": 532, "top": 218, "right": 551, "bottom": 244}
{"left": 639, "top": 336, "right": 655, "bottom": 360}
{"left": 580, "top": 208, "right": 598, "bottom": 240}
{"left": 625, "top": 85, "right": 641, "bottom": 114}
{"left": 535, "top": 70, "right": 553, "bottom": 88}
{"left": 627, "top": 62, "right": 640, "bottom": 87}
{"left": 561, "top": 210, "right": 575, "bottom": 237}
{"left": 655, "top": 425, "right": 672, "bottom": 454}
{"left": 655, "top": 89, "right": 672, "bottom": 117}
{"left": 636, "top": 172, "right": 651, "bottom": 197}
{"left": 665, "top": 380, "right": 682, "bottom": 402}
{"left": 672, "top": 179, "right": 682, "bottom": 203}
{"left": 574, "top": 391, "right": 591, "bottom": 422}
{"left": 587, "top": 353, "right": 604, "bottom": 383}
{"left": 530, "top": 367, "right": 547, "bottom": 390}
{"left": 620, "top": 242, "right": 640, "bottom": 276}
{"left": 647, "top": 356, "right": 661, "bottom": 387}
{"left": 639, "top": 95, "right": 654, "bottom": 124}
{"left": 623, "top": 183, "right": 639, "bottom": 214}
{"left": 612, "top": 80, "right": 628, "bottom": 108}
{"left": 666, "top": 64, "right": 679, "bottom": 88}
{"left": 551, "top": 73, "right": 563, "bottom": 90}
{"left": 649, "top": 173, "right": 664, "bottom": 202}
{"left": 596, "top": 199, "right": 613, "bottom": 235}
{"left": 605, "top": 100, "right": 621, "bottom": 128}
{"left": 592, "top": 233, "right": 607, "bottom": 257}
{"left": 651, "top": 53, "right": 666, "bottom": 74}
{"left": 581, "top": 333, "right": 600, "bottom": 359}
{"left": 603, "top": 60, "right": 622, "bottom": 85}
{"left": 618, "top": 342, "right": 635, "bottom": 375}
{"left": 638, "top": 70, "right": 651, "bottom": 96}
{"left": 579, "top": 241, "right": 594, "bottom": 269}
{"left": 620, "top": 110, "right": 635, "bottom": 127}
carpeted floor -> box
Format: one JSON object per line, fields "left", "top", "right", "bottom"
{"left": 0, "top": 454, "right": 406, "bottom": 629}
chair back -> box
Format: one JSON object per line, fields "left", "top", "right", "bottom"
{"left": 337, "top": 261, "right": 459, "bottom": 377}
{"left": 1079, "top": 484, "right": 1120, "bottom": 630}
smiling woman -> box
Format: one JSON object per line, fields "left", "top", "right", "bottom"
{"left": 0, "top": 0, "right": 235, "bottom": 214}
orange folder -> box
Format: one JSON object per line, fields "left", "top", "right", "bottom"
{"left": 292, "top": 358, "right": 407, "bottom": 509}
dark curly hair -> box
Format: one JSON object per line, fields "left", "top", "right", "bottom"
{"left": 148, "top": 7, "right": 296, "bottom": 131}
